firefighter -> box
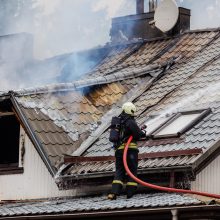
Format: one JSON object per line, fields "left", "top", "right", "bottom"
{"left": 108, "top": 102, "right": 146, "bottom": 200}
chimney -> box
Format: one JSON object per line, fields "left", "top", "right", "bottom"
{"left": 110, "top": 0, "right": 190, "bottom": 43}
{"left": 136, "top": 0, "right": 144, "bottom": 14}
{"left": 149, "top": 0, "right": 157, "bottom": 12}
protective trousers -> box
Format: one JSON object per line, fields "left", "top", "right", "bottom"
{"left": 111, "top": 148, "right": 138, "bottom": 198}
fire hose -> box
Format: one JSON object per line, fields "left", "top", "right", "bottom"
{"left": 123, "top": 136, "right": 220, "bottom": 199}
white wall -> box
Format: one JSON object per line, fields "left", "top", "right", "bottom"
{"left": 0, "top": 127, "right": 76, "bottom": 200}
{"left": 191, "top": 154, "right": 220, "bottom": 194}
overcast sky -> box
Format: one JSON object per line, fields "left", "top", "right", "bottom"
{"left": 17, "top": 0, "right": 220, "bottom": 58}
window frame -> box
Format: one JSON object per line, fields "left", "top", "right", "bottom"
{"left": 150, "top": 108, "right": 211, "bottom": 139}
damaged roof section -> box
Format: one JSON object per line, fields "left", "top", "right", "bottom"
{"left": 15, "top": 81, "right": 131, "bottom": 170}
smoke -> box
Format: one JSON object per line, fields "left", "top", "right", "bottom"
{"left": 2, "top": 0, "right": 219, "bottom": 59}
{"left": 0, "top": 0, "right": 220, "bottom": 92}
{"left": 32, "top": 0, "right": 134, "bottom": 59}
{"left": 0, "top": 0, "right": 135, "bottom": 91}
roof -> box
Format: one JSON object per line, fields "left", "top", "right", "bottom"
{"left": 2, "top": 28, "right": 220, "bottom": 182}
{"left": 0, "top": 193, "right": 203, "bottom": 218}
{"left": 61, "top": 29, "right": 220, "bottom": 177}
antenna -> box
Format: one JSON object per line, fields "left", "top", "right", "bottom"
{"left": 154, "top": 0, "right": 179, "bottom": 33}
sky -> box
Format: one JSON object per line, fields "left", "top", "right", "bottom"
{"left": 17, "top": 0, "right": 220, "bottom": 59}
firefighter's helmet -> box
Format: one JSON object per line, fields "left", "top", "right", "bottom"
{"left": 122, "top": 102, "right": 136, "bottom": 115}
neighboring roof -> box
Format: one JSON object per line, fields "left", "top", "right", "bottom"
{"left": 0, "top": 193, "right": 203, "bottom": 218}
{"left": 2, "top": 28, "right": 220, "bottom": 181}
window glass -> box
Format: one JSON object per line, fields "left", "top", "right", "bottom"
{"left": 144, "top": 115, "right": 170, "bottom": 135}
{"left": 154, "top": 113, "right": 201, "bottom": 137}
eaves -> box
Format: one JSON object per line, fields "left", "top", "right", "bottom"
{"left": 57, "top": 165, "right": 193, "bottom": 188}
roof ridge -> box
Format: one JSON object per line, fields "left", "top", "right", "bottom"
{"left": 10, "top": 63, "right": 162, "bottom": 96}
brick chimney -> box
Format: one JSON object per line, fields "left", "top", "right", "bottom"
{"left": 110, "top": 0, "right": 190, "bottom": 43}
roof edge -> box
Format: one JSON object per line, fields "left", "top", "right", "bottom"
{"left": 192, "top": 138, "right": 220, "bottom": 174}
{"left": 0, "top": 204, "right": 215, "bottom": 220}
{"left": 9, "top": 92, "right": 56, "bottom": 177}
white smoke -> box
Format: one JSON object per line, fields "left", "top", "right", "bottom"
{"left": 32, "top": 0, "right": 134, "bottom": 59}
{"left": 3, "top": 0, "right": 220, "bottom": 60}
{"left": 0, "top": 0, "right": 220, "bottom": 92}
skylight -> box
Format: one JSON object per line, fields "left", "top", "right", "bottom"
{"left": 144, "top": 109, "right": 211, "bottom": 139}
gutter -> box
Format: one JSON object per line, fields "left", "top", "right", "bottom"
{"left": 61, "top": 166, "right": 193, "bottom": 180}
{"left": 58, "top": 166, "right": 193, "bottom": 187}
{"left": 0, "top": 205, "right": 219, "bottom": 220}
{"left": 9, "top": 92, "right": 56, "bottom": 177}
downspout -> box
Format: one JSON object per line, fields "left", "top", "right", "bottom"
{"left": 9, "top": 92, "right": 56, "bottom": 176}
{"left": 171, "top": 209, "right": 178, "bottom": 220}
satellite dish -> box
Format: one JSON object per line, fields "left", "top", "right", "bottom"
{"left": 154, "top": 0, "right": 179, "bottom": 33}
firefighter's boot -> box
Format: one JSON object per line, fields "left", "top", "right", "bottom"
{"left": 107, "top": 193, "right": 117, "bottom": 200}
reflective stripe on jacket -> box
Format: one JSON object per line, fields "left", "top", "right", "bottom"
{"left": 117, "top": 142, "right": 137, "bottom": 150}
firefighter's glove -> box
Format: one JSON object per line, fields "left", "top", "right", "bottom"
{"left": 141, "top": 125, "right": 147, "bottom": 130}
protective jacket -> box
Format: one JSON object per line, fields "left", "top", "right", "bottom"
{"left": 120, "top": 112, "right": 146, "bottom": 144}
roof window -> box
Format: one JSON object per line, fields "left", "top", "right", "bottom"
{"left": 144, "top": 109, "right": 211, "bottom": 139}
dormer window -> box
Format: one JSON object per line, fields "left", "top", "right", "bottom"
{"left": 144, "top": 109, "right": 211, "bottom": 139}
